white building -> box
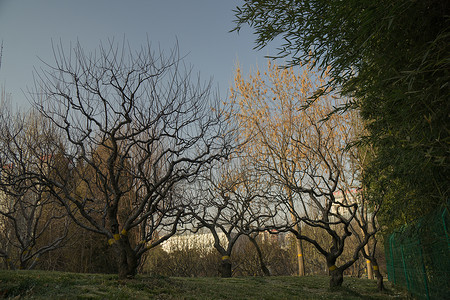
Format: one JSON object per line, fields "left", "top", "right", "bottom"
{"left": 331, "top": 189, "right": 360, "bottom": 217}
{"left": 161, "top": 232, "right": 227, "bottom": 253}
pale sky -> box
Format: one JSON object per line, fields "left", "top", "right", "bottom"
{"left": 0, "top": 0, "right": 278, "bottom": 109}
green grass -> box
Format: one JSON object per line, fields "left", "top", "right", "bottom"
{"left": 0, "top": 270, "right": 409, "bottom": 299}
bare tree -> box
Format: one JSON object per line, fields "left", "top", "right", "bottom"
{"left": 346, "top": 137, "right": 385, "bottom": 290}
{"left": 354, "top": 197, "right": 384, "bottom": 290}
{"left": 0, "top": 102, "right": 70, "bottom": 270}
{"left": 19, "top": 40, "right": 232, "bottom": 279}
{"left": 247, "top": 232, "right": 271, "bottom": 276}
{"left": 188, "top": 159, "right": 276, "bottom": 277}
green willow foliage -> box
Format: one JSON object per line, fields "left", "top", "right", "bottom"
{"left": 234, "top": 0, "right": 449, "bottom": 230}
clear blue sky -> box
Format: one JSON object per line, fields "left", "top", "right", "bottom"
{"left": 0, "top": 0, "right": 278, "bottom": 109}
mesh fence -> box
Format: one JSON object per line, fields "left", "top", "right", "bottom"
{"left": 385, "top": 205, "right": 450, "bottom": 300}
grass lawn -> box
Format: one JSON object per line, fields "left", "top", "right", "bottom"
{"left": 0, "top": 270, "right": 409, "bottom": 299}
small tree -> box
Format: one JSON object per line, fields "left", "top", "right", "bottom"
{"left": 18, "top": 40, "right": 232, "bottom": 279}
{"left": 351, "top": 144, "right": 385, "bottom": 290}
{"left": 188, "top": 160, "right": 275, "bottom": 277}
{"left": 0, "top": 103, "right": 70, "bottom": 270}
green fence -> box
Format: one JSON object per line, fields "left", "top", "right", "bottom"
{"left": 385, "top": 205, "right": 450, "bottom": 300}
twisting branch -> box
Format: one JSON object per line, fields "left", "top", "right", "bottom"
{"left": 11, "top": 39, "right": 233, "bottom": 279}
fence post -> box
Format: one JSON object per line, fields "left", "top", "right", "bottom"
{"left": 389, "top": 234, "right": 396, "bottom": 284}
{"left": 418, "top": 235, "right": 430, "bottom": 300}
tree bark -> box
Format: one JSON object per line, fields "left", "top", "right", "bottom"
{"left": 221, "top": 257, "right": 232, "bottom": 278}
{"left": 329, "top": 267, "right": 344, "bottom": 288}
{"left": 117, "top": 250, "right": 138, "bottom": 279}
{"left": 364, "top": 243, "right": 374, "bottom": 279}
{"left": 115, "top": 236, "right": 138, "bottom": 279}
{"left": 248, "top": 235, "right": 271, "bottom": 276}
{"left": 327, "top": 256, "right": 343, "bottom": 288}
{"left": 295, "top": 231, "right": 305, "bottom": 276}
{"left": 371, "top": 259, "right": 384, "bottom": 291}
{"left": 375, "top": 269, "right": 384, "bottom": 291}
{"left": 287, "top": 187, "right": 305, "bottom": 276}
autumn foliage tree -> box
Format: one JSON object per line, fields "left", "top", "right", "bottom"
{"left": 229, "top": 61, "right": 324, "bottom": 278}
{"left": 229, "top": 61, "right": 380, "bottom": 287}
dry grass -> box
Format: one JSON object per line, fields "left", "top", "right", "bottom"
{"left": 0, "top": 270, "right": 409, "bottom": 299}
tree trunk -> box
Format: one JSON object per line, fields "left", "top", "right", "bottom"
{"left": 115, "top": 237, "right": 138, "bottom": 279}
{"left": 221, "top": 257, "right": 232, "bottom": 278}
{"left": 3, "top": 257, "right": 15, "bottom": 270}
{"left": 295, "top": 232, "right": 305, "bottom": 276}
{"left": 327, "top": 257, "right": 343, "bottom": 288}
{"left": 371, "top": 259, "right": 384, "bottom": 291}
{"left": 19, "top": 260, "right": 28, "bottom": 270}
{"left": 329, "top": 267, "right": 344, "bottom": 288}
{"left": 375, "top": 270, "right": 384, "bottom": 291}
{"left": 248, "top": 235, "right": 271, "bottom": 276}
{"left": 287, "top": 187, "right": 305, "bottom": 276}
{"left": 117, "top": 250, "right": 138, "bottom": 279}
{"left": 364, "top": 244, "right": 374, "bottom": 279}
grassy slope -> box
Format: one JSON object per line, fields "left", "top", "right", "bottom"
{"left": 0, "top": 270, "right": 408, "bottom": 299}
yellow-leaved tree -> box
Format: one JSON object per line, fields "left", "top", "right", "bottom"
{"left": 228, "top": 61, "right": 382, "bottom": 288}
